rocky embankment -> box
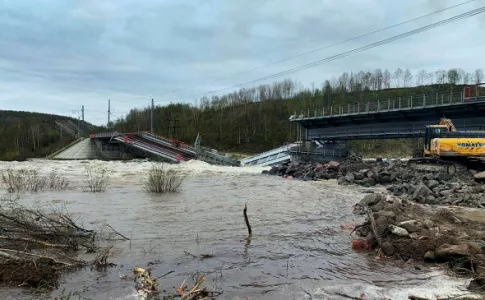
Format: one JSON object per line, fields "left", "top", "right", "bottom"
{"left": 264, "top": 159, "right": 485, "bottom": 208}
{"left": 351, "top": 192, "right": 485, "bottom": 294}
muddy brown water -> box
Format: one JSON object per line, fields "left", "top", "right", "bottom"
{"left": 0, "top": 160, "right": 473, "bottom": 299}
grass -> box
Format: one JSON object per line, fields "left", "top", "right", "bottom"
{"left": 83, "top": 163, "right": 110, "bottom": 193}
{"left": 145, "top": 164, "right": 186, "bottom": 194}
{"left": 1, "top": 169, "right": 72, "bottom": 193}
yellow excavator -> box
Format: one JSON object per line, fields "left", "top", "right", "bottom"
{"left": 407, "top": 118, "right": 485, "bottom": 174}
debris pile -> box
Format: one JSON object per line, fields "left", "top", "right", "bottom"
{"left": 263, "top": 158, "right": 485, "bottom": 208}
{"left": 0, "top": 198, "right": 116, "bottom": 290}
{"left": 351, "top": 192, "right": 485, "bottom": 292}
{"left": 263, "top": 160, "right": 342, "bottom": 180}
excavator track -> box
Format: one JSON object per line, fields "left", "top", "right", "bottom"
{"left": 407, "top": 157, "right": 465, "bottom": 175}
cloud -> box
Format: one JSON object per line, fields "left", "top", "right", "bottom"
{"left": 0, "top": 0, "right": 483, "bottom": 125}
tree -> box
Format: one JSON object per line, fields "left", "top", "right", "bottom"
{"left": 416, "top": 69, "right": 427, "bottom": 86}
{"left": 447, "top": 68, "right": 459, "bottom": 84}
{"left": 475, "top": 69, "right": 484, "bottom": 84}
{"left": 383, "top": 69, "right": 391, "bottom": 89}
{"left": 403, "top": 69, "right": 412, "bottom": 87}
{"left": 435, "top": 69, "right": 447, "bottom": 84}
{"left": 393, "top": 68, "right": 403, "bottom": 88}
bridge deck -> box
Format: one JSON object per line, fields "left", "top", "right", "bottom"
{"left": 288, "top": 89, "right": 485, "bottom": 141}
{"left": 241, "top": 143, "right": 296, "bottom": 166}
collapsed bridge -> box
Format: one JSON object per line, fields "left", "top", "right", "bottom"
{"left": 50, "top": 131, "right": 240, "bottom": 167}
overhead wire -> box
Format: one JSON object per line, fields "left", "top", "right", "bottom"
{"left": 0, "top": 0, "right": 478, "bottom": 106}
{"left": 153, "top": 0, "right": 478, "bottom": 98}
{"left": 159, "top": 5, "right": 485, "bottom": 103}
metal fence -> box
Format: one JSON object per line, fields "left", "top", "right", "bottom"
{"left": 290, "top": 84, "right": 485, "bottom": 121}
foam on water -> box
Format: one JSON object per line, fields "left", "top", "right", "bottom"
{"left": 0, "top": 158, "right": 270, "bottom": 182}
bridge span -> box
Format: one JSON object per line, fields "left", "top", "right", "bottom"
{"left": 290, "top": 84, "right": 485, "bottom": 142}
{"left": 51, "top": 131, "right": 240, "bottom": 166}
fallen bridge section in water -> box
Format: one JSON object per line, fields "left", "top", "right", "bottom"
{"left": 50, "top": 131, "right": 240, "bottom": 166}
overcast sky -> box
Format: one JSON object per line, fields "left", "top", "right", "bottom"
{"left": 0, "top": 0, "right": 484, "bottom": 125}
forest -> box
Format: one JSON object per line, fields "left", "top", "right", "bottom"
{"left": 1, "top": 67, "right": 483, "bottom": 161}
{"left": 111, "top": 67, "right": 484, "bottom": 155}
{"left": 0, "top": 110, "right": 99, "bottom": 161}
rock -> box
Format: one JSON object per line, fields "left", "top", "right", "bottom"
{"left": 277, "top": 166, "right": 288, "bottom": 175}
{"left": 474, "top": 171, "right": 485, "bottom": 180}
{"left": 268, "top": 166, "right": 279, "bottom": 175}
{"left": 381, "top": 242, "right": 395, "bottom": 256}
{"left": 379, "top": 175, "right": 392, "bottom": 184}
{"left": 359, "top": 193, "right": 386, "bottom": 207}
{"left": 375, "top": 217, "right": 389, "bottom": 236}
{"left": 435, "top": 172, "right": 452, "bottom": 182}
{"left": 409, "top": 233, "right": 419, "bottom": 239}
{"left": 327, "top": 161, "right": 340, "bottom": 170}
{"left": 337, "top": 176, "right": 348, "bottom": 185}
{"left": 362, "top": 177, "right": 376, "bottom": 187}
{"left": 354, "top": 172, "right": 364, "bottom": 180}
{"left": 426, "top": 180, "right": 439, "bottom": 189}
{"left": 449, "top": 182, "right": 461, "bottom": 190}
{"left": 441, "top": 189, "right": 453, "bottom": 197}
{"left": 285, "top": 165, "right": 299, "bottom": 175}
{"left": 345, "top": 172, "right": 355, "bottom": 183}
{"left": 424, "top": 250, "right": 436, "bottom": 261}
{"left": 373, "top": 210, "right": 396, "bottom": 219}
{"left": 425, "top": 196, "right": 439, "bottom": 205}
{"left": 398, "top": 220, "right": 419, "bottom": 233}
{"left": 389, "top": 225, "right": 409, "bottom": 237}
{"left": 424, "top": 173, "right": 434, "bottom": 180}
{"left": 412, "top": 184, "right": 432, "bottom": 201}
{"left": 435, "top": 243, "right": 470, "bottom": 260}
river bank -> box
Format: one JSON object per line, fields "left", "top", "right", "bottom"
{"left": 265, "top": 158, "right": 485, "bottom": 298}
{"left": 0, "top": 159, "right": 482, "bottom": 299}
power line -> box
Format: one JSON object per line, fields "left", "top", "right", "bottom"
{"left": 153, "top": 0, "right": 478, "bottom": 99}
{"left": 0, "top": 0, "right": 477, "bottom": 107}
{"left": 159, "top": 5, "right": 485, "bottom": 103}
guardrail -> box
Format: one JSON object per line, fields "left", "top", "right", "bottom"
{"left": 290, "top": 84, "right": 485, "bottom": 121}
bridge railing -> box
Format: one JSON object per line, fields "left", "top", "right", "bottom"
{"left": 290, "top": 84, "right": 485, "bottom": 120}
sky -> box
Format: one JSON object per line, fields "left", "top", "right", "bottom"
{"left": 0, "top": 0, "right": 484, "bottom": 125}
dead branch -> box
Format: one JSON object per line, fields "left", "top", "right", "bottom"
{"left": 244, "top": 203, "right": 252, "bottom": 236}
{"left": 0, "top": 235, "right": 70, "bottom": 248}
{"left": 92, "top": 246, "right": 115, "bottom": 270}
{"left": 106, "top": 224, "right": 130, "bottom": 240}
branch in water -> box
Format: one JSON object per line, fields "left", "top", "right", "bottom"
{"left": 244, "top": 203, "right": 252, "bottom": 236}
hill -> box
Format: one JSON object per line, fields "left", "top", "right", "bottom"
{"left": 0, "top": 110, "right": 100, "bottom": 161}
{"left": 111, "top": 67, "right": 484, "bottom": 157}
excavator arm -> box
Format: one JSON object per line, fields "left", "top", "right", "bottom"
{"left": 438, "top": 118, "right": 457, "bottom": 132}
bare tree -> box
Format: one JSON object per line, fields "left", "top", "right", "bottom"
{"left": 475, "top": 69, "right": 484, "bottom": 84}
{"left": 403, "top": 69, "right": 412, "bottom": 87}
{"left": 416, "top": 69, "right": 427, "bottom": 86}
{"left": 393, "top": 68, "right": 403, "bottom": 88}
{"left": 435, "top": 69, "right": 447, "bottom": 84}
{"left": 383, "top": 69, "right": 391, "bottom": 89}
{"left": 457, "top": 68, "right": 466, "bottom": 84}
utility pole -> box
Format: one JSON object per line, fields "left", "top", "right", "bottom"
{"left": 151, "top": 98, "right": 154, "bottom": 133}
{"left": 81, "top": 105, "right": 84, "bottom": 122}
{"left": 172, "top": 118, "right": 179, "bottom": 140}
{"left": 166, "top": 117, "right": 171, "bottom": 137}
{"left": 107, "top": 99, "right": 111, "bottom": 129}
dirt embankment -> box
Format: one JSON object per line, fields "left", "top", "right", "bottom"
{"left": 351, "top": 192, "right": 485, "bottom": 295}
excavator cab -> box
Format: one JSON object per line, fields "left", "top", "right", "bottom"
{"left": 423, "top": 125, "right": 448, "bottom": 154}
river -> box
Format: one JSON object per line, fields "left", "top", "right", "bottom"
{"left": 0, "top": 159, "right": 473, "bottom": 299}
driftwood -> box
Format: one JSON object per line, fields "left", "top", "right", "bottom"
{"left": 244, "top": 203, "right": 252, "bottom": 236}
{"left": 0, "top": 200, "right": 118, "bottom": 290}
